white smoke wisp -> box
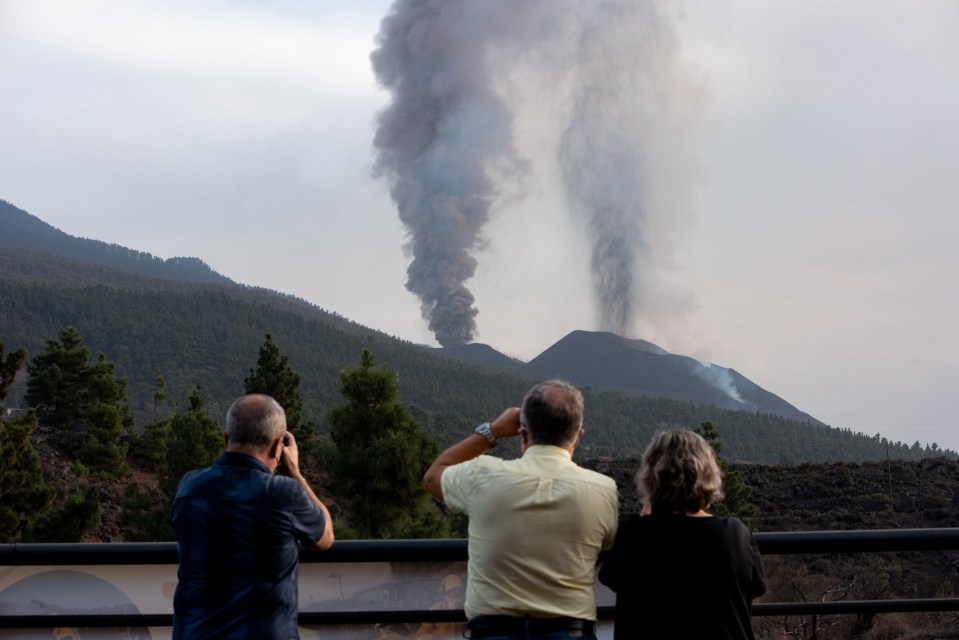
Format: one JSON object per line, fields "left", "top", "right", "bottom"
{"left": 693, "top": 362, "right": 752, "bottom": 407}
{"left": 371, "top": 0, "right": 705, "bottom": 347}
{"left": 691, "top": 359, "right": 765, "bottom": 414}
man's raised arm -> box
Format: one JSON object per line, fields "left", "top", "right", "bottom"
{"left": 423, "top": 407, "right": 522, "bottom": 501}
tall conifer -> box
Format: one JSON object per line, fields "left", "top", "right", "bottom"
{"left": 697, "top": 421, "right": 758, "bottom": 526}
{"left": 0, "top": 343, "right": 55, "bottom": 542}
{"left": 244, "top": 334, "right": 316, "bottom": 449}
{"left": 26, "top": 329, "right": 132, "bottom": 478}
{"left": 78, "top": 353, "right": 133, "bottom": 478}
{"left": 160, "top": 387, "right": 222, "bottom": 498}
{"left": 329, "top": 349, "right": 445, "bottom": 539}
{"left": 25, "top": 327, "right": 90, "bottom": 431}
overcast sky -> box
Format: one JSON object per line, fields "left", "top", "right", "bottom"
{"left": 1, "top": 1, "right": 957, "bottom": 452}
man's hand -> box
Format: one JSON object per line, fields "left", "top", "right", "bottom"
{"left": 278, "top": 431, "right": 335, "bottom": 549}
{"left": 490, "top": 407, "right": 522, "bottom": 440}
{"left": 278, "top": 431, "right": 301, "bottom": 479}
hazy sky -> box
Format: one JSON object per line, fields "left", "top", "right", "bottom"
{"left": 2, "top": 1, "right": 957, "bottom": 451}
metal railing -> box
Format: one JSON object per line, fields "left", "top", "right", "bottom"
{"left": 2, "top": 528, "right": 959, "bottom": 629}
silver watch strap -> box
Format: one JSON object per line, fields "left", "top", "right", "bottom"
{"left": 474, "top": 422, "right": 496, "bottom": 446}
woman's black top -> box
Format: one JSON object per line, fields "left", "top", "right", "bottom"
{"left": 598, "top": 513, "right": 766, "bottom": 640}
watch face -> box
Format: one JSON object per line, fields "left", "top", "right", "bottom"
{"left": 475, "top": 423, "right": 495, "bottom": 444}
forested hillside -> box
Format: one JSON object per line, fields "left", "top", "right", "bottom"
{"left": 0, "top": 246, "right": 949, "bottom": 464}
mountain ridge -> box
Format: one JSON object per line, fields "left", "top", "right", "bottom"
{"left": 3, "top": 197, "right": 813, "bottom": 423}
{"left": 0, "top": 199, "right": 234, "bottom": 285}
{"left": 2, "top": 198, "right": 947, "bottom": 463}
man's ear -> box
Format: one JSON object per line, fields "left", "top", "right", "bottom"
{"left": 270, "top": 436, "right": 284, "bottom": 460}
{"left": 569, "top": 428, "right": 584, "bottom": 451}
{"left": 223, "top": 431, "right": 230, "bottom": 449}
{"left": 519, "top": 427, "right": 531, "bottom": 452}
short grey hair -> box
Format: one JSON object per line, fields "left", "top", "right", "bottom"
{"left": 636, "top": 429, "right": 723, "bottom": 513}
{"left": 520, "top": 379, "right": 584, "bottom": 447}
{"left": 225, "top": 394, "right": 286, "bottom": 452}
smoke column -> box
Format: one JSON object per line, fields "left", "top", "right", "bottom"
{"left": 558, "top": 2, "right": 696, "bottom": 336}
{"left": 372, "top": 0, "right": 701, "bottom": 346}
{"left": 370, "top": 1, "right": 532, "bottom": 347}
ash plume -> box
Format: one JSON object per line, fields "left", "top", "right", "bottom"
{"left": 370, "top": 0, "right": 532, "bottom": 347}
{"left": 558, "top": 1, "right": 702, "bottom": 336}
{"left": 372, "top": 0, "right": 702, "bottom": 346}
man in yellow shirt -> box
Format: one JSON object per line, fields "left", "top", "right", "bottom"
{"left": 423, "top": 380, "right": 618, "bottom": 640}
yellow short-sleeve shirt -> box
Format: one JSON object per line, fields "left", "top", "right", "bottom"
{"left": 441, "top": 445, "right": 619, "bottom": 621}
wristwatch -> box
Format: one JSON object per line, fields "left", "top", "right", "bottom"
{"left": 474, "top": 422, "right": 496, "bottom": 447}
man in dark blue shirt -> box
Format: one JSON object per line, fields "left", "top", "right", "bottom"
{"left": 172, "top": 394, "right": 334, "bottom": 640}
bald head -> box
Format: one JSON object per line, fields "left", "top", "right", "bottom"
{"left": 225, "top": 394, "right": 286, "bottom": 454}
{"left": 520, "top": 379, "right": 584, "bottom": 448}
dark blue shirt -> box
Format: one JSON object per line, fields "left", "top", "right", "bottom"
{"left": 172, "top": 452, "right": 328, "bottom": 640}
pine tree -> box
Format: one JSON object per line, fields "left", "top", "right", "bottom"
{"left": 0, "top": 342, "right": 55, "bottom": 542}
{"left": 78, "top": 353, "right": 133, "bottom": 478}
{"left": 0, "top": 410, "right": 56, "bottom": 541}
{"left": 25, "top": 327, "right": 90, "bottom": 431}
{"left": 25, "top": 328, "right": 133, "bottom": 478}
{"left": 697, "top": 421, "right": 758, "bottom": 526}
{"left": 1, "top": 342, "right": 26, "bottom": 401}
{"left": 244, "top": 334, "right": 316, "bottom": 447}
{"left": 152, "top": 368, "right": 168, "bottom": 423}
{"left": 5, "top": 338, "right": 103, "bottom": 542}
{"left": 329, "top": 349, "right": 446, "bottom": 539}
{"left": 160, "top": 387, "right": 222, "bottom": 499}
{"left": 133, "top": 370, "right": 171, "bottom": 472}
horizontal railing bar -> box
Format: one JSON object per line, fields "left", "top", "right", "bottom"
{"left": 3, "top": 530, "right": 959, "bottom": 629}
{"left": 4, "top": 528, "right": 959, "bottom": 566}
{"left": 755, "top": 527, "right": 959, "bottom": 554}
{"left": 300, "top": 537, "right": 468, "bottom": 563}
{"left": 5, "top": 599, "right": 959, "bottom": 629}
{"left": 753, "top": 597, "right": 959, "bottom": 615}
{"left": 0, "top": 614, "right": 172, "bottom": 629}
{"left": 0, "top": 539, "right": 468, "bottom": 565}
{"left": 0, "top": 542, "right": 179, "bottom": 565}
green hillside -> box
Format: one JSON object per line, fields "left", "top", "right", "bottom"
{"left": 0, "top": 246, "right": 948, "bottom": 464}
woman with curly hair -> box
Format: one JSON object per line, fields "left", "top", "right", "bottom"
{"left": 599, "top": 428, "right": 766, "bottom": 639}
